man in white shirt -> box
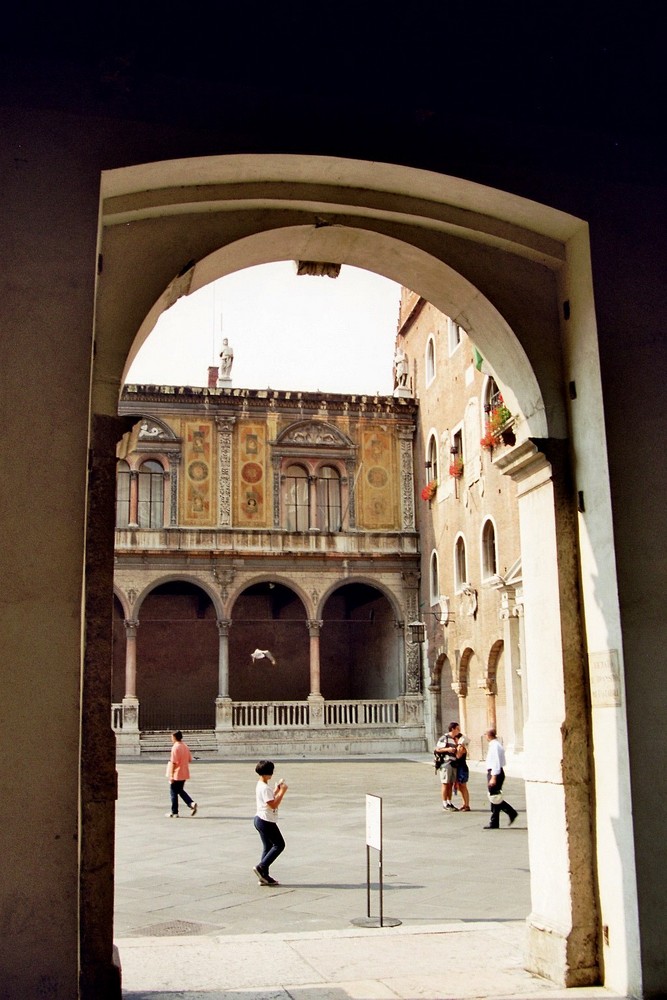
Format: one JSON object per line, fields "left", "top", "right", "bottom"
{"left": 484, "top": 728, "right": 518, "bottom": 829}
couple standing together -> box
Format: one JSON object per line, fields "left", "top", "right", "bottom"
{"left": 435, "top": 723, "right": 519, "bottom": 828}
{"left": 435, "top": 721, "right": 471, "bottom": 811}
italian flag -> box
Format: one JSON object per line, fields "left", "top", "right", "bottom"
{"left": 473, "top": 347, "right": 491, "bottom": 374}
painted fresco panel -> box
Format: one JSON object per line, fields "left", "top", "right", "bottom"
{"left": 182, "top": 421, "right": 215, "bottom": 525}
{"left": 236, "top": 422, "right": 267, "bottom": 525}
{"left": 357, "top": 426, "right": 399, "bottom": 529}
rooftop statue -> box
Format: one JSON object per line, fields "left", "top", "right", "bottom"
{"left": 219, "top": 337, "right": 234, "bottom": 379}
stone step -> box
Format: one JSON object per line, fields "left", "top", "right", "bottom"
{"left": 140, "top": 731, "right": 218, "bottom": 754}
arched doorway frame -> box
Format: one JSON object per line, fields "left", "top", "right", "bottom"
{"left": 318, "top": 577, "right": 405, "bottom": 702}
{"left": 87, "top": 154, "right": 636, "bottom": 992}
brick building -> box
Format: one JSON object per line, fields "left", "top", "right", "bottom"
{"left": 397, "top": 291, "right": 525, "bottom": 760}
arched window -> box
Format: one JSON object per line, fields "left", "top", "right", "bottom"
{"left": 483, "top": 376, "right": 501, "bottom": 424}
{"left": 283, "top": 464, "right": 310, "bottom": 531}
{"left": 317, "top": 466, "right": 342, "bottom": 532}
{"left": 454, "top": 535, "right": 467, "bottom": 591}
{"left": 426, "top": 433, "right": 438, "bottom": 486}
{"left": 137, "top": 460, "right": 164, "bottom": 528}
{"left": 481, "top": 519, "right": 497, "bottom": 579}
{"left": 430, "top": 550, "right": 440, "bottom": 605}
{"left": 426, "top": 336, "right": 436, "bottom": 385}
{"left": 448, "top": 317, "right": 462, "bottom": 355}
{"left": 115, "top": 460, "right": 131, "bottom": 528}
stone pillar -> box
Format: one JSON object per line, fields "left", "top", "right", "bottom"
{"left": 498, "top": 439, "right": 599, "bottom": 987}
{"left": 215, "top": 619, "right": 233, "bottom": 729}
{"left": 166, "top": 450, "right": 180, "bottom": 526}
{"left": 307, "top": 619, "right": 323, "bottom": 696}
{"left": 308, "top": 475, "right": 318, "bottom": 530}
{"left": 121, "top": 619, "right": 140, "bottom": 733}
{"left": 215, "top": 418, "right": 234, "bottom": 527}
{"left": 499, "top": 589, "right": 525, "bottom": 754}
{"left": 481, "top": 677, "right": 497, "bottom": 731}
{"left": 123, "top": 619, "right": 139, "bottom": 699}
{"left": 81, "top": 413, "right": 125, "bottom": 997}
{"left": 345, "top": 459, "right": 357, "bottom": 528}
{"left": 452, "top": 678, "right": 468, "bottom": 738}
{"left": 128, "top": 469, "right": 139, "bottom": 527}
{"left": 398, "top": 426, "right": 416, "bottom": 530}
{"left": 273, "top": 458, "right": 282, "bottom": 528}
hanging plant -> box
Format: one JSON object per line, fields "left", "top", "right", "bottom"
{"left": 449, "top": 456, "right": 464, "bottom": 478}
{"left": 487, "top": 395, "right": 512, "bottom": 435}
{"left": 421, "top": 479, "right": 438, "bottom": 502}
{"left": 480, "top": 427, "right": 499, "bottom": 451}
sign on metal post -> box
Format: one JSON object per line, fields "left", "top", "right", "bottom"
{"left": 351, "top": 794, "right": 401, "bottom": 928}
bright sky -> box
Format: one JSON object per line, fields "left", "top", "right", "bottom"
{"left": 126, "top": 262, "right": 402, "bottom": 395}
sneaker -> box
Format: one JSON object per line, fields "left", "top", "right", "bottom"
{"left": 483, "top": 824, "right": 499, "bottom": 829}
{"left": 190, "top": 803, "right": 198, "bottom": 816}
{"left": 445, "top": 801, "right": 457, "bottom": 810}
{"left": 264, "top": 875, "right": 280, "bottom": 886}
{"left": 165, "top": 813, "right": 178, "bottom": 818}
{"left": 253, "top": 866, "right": 270, "bottom": 886}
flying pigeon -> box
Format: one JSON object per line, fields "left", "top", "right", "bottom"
{"left": 250, "top": 649, "right": 276, "bottom": 665}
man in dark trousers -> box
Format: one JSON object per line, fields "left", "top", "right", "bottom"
{"left": 483, "top": 728, "right": 518, "bottom": 829}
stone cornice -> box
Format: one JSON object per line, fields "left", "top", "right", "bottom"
{"left": 120, "top": 384, "right": 419, "bottom": 419}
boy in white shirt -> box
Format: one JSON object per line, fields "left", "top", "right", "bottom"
{"left": 253, "top": 760, "right": 288, "bottom": 885}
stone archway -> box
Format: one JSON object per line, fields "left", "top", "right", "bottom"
{"left": 85, "top": 154, "right": 635, "bottom": 992}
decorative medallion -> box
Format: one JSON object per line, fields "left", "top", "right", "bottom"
{"left": 241, "top": 461, "right": 263, "bottom": 484}
{"left": 367, "top": 466, "right": 388, "bottom": 488}
{"left": 188, "top": 460, "right": 209, "bottom": 482}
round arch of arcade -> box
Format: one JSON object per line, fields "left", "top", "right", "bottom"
{"left": 86, "top": 153, "right": 632, "bottom": 992}
{"left": 112, "top": 570, "right": 412, "bottom": 735}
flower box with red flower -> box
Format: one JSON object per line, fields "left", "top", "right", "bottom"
{"left": 421, "top": 479, "right": 438, "bottom": 502}
{"left": 449, "top": 456, "right": 464, "bottom": 478}
{"left": 480, "top": 427, "right": 499, "bottom": 451}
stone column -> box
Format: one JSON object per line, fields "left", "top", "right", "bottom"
{"left": 308, "top": 475, "right": 318, "bottom": 530}
{"left": 119, "top": 618, "right": 140, "bottom": 754}
{"left": 307, "top": 619, "right": 323, "bottom": 696}
{"left": 481, "top": 677, "right": 497, "bottom": 731}
{"left": 123, "top": 619, "right": 138, "bottom": 700}
{"left": 497, "top": 439, "right": 599, "bottom": 987}
{"left": 452, "top": 678, "right": 468, "bottom": 737}
{"left": 215, "top": 619, "right": 233, "bottom": 729}
{"left": 128, "top": 470, "right": 139, "bottom": 528}
{"left": 499, "top": 589, "right": 525, "bottom": 754}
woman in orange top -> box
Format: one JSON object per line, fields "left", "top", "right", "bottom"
{"left": 166, "top": 730, "right": 198, "bottom": 818}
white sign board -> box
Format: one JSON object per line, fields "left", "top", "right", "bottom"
{"left": 366, "top": 794, "right": 382, "bottom": 850}
{"left": 590, "top": 649, "right": 622, "bottom": 707}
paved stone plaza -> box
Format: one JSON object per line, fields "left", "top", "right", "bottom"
{"left": 115, "top": 755, "right": 623, "bottom": 999}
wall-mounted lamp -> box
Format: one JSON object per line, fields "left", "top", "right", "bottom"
{"left": 417, "top": 597, "right": 455, "bottom": 628}
{"left": 407, "top": 620, "right": 426, "bottom": 644}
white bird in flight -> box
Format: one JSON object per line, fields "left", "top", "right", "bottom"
{"left": 250, "top": 649, "right": 276, "bottom": 665}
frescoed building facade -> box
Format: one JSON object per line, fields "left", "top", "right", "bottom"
{"left": 113, "top": 381, "right": 425, "bottom": 755}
